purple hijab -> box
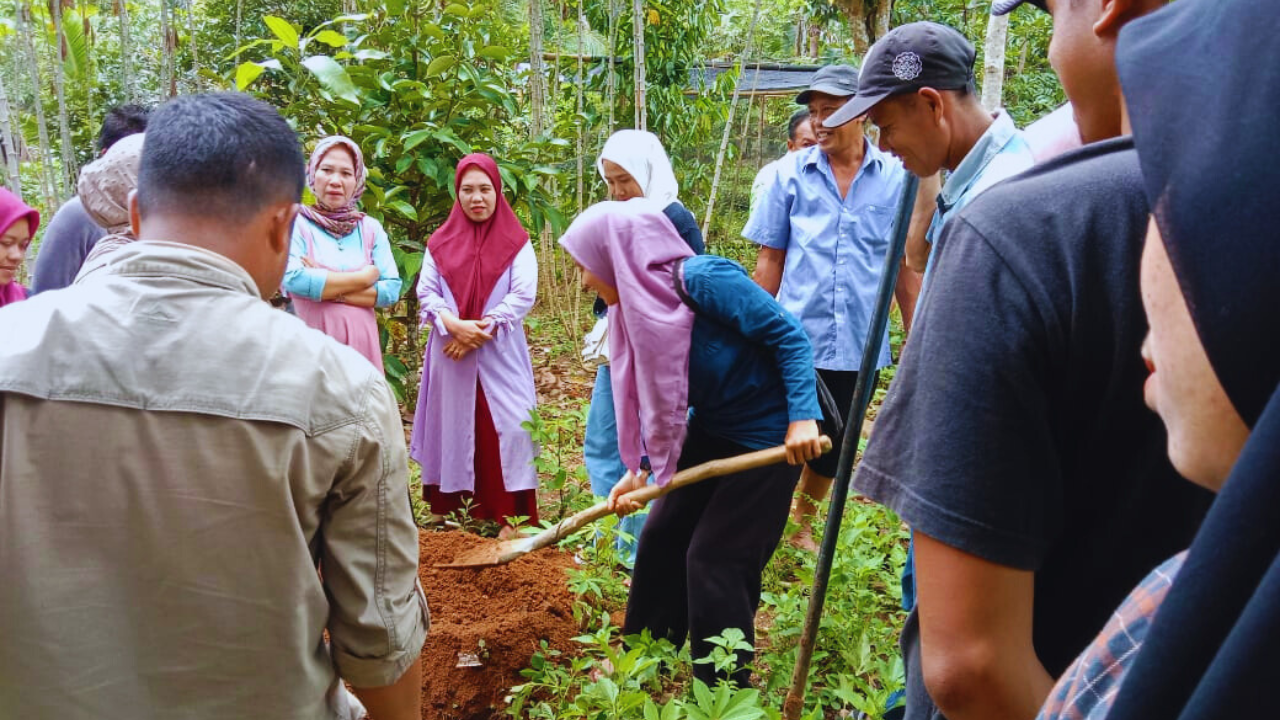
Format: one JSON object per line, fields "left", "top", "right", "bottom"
{"left": 558, "top": 200, "right": 695, "bottom": 485}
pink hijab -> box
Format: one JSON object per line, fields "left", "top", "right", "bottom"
{"left": 558, "top": 200, "right": 695, "bottom": 485}
{"left": 300, "top": 135, "right": 367, "bottom": 238}
{"left": 0, "top": 188, "right": 39, "bottom": 307}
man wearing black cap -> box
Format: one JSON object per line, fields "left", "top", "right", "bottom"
{"left": 850, "top": 1, "right": 1205, "bottom": 720}
{"left": 743, "top": 64, "right": 935, "bottom": 551}
{"left": 825, "top": 21, "right": 1035, "bottom": 293}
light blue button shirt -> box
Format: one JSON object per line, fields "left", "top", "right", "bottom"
{"left": 921, "top": 111, "right": 1036, "bottom": 293}
{"left": 283, "top": 215, "right": 403, "bottom": 307}
{"left": 743, "top": 142, "right": 906, "bottom": 371}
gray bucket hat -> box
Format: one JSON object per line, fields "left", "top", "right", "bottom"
{"left": 795, "top": 64, "right": 859, "bottom": 105}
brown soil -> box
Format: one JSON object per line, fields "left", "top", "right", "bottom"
{"left": 416, "top": 529, "right": 580, "bottom": 719}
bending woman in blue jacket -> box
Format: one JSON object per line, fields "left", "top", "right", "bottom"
{"left": 560, "top": 200, "right": 824, "bottom": 687}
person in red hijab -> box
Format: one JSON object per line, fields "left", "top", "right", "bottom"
{"left": 409, "top": 154, "right": 540, "bottom": 539}
{"left": 0, "top": 188, "right": 40, "bottom": 309}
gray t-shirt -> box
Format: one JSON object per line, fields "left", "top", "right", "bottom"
{"left": 31, "top": 197, "right": 106, "bottom": 294}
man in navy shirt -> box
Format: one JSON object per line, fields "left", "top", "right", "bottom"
{"left": 852, "top": 1, "right": 1210, "bottom": 719}
{"left": 744, "top": 65, "right": 935, "bottom": 550}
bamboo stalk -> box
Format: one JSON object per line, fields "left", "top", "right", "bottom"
{"left": 0, "top": 74, "right": 22, "bottom": 198}
{"left": 631, "top": 0, "right": 645, "bottom": 129}
{"left": 51, "top": 0, "right": 78, "bottom": 194}
{"left": 17, "top": 2, "right": 59, "bottom": 210}
{"left": 701, "top": 0, "right": 764, "bottom": 240}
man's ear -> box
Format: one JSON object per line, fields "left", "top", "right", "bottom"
{"left": 1094, "top": 0, "right": 1144, "bottom": 38}
{"left": 269, "top": 202, "right": 300, "bottom": 256}
{"left": 128, "top": 190, "right": 141, "bottom": 238}
{"left": 919, "top": 87, "right": 945, "bottom": 124}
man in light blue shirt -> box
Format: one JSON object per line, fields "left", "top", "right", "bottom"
{"left": 744, "top": 64, "right": 932, "bottom": 550}
{"left": 824, "top": 21, "right": 1036, "bottom": 299}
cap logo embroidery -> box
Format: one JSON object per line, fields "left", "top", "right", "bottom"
{"left": 892, "top": 52, "right": 923, "bottom": 81}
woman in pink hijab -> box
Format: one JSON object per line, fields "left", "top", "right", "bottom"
{"left": 559, "top": 199, "right": 825, "bottom": 687}
{"left": 0, "top": 188, "right": 40, "bottom": 309}
{"left": 282, "top": 136, "right": 402, "bottom": 370}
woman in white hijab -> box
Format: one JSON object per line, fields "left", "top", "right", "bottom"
{"left": 582, "top": 129, "right": 704, "bottom": 568}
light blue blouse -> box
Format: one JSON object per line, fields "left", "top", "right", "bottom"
{"left": 282, "top": 215, "right": 402, "bottom": 307}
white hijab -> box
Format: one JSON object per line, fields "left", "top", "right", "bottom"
{"left": 596, "top": 130, "right": 680, "bottom": 206}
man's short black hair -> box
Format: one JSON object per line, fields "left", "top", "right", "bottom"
{"left": 97, "top": 104, "right": 150, "bottom": 153}
{"left": 787, "top": 109, "right": 811, "bottom": 141}
{"left": 137, "top": 93, "right": 304, "bottom": 220}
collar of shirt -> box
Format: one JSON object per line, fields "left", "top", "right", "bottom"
{"left": 801, "top": 139, "right": 889, "bottom": 192}
{"left": 937, "top": 110, "right": 1021, "bottom": 214}
{"left": 77, "top": 239, "right": 263, "bottom": 297}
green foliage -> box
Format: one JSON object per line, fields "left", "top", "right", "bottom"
{"left": 509, "top": 621, "right": 772, "bottom": 720}
{"left": 523, "top": 401, "right": 592, "bottom": 521}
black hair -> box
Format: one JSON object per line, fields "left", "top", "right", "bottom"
{"left": 97, "top": 104, "right": 151, "bottom": 153}
{"left": 787, "top": 109, "right": 811, "bottom": 141}
{"left": 136, "top": 93, "right": 304, "bottom": 220}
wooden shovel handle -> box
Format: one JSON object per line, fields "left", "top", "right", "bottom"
{"left": 536, "top": 436, "right": 833, "bottom": 546}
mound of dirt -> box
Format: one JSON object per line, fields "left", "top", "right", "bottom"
{"left": 417, "top": 530, "right": 580, "bottom": 719}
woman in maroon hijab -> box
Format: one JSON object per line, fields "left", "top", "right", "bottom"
{"left": 0, "top": 188, "right": 40, "bottom": 309}
{"left": 410, "top": 154, "right": 540, "bottom": 539}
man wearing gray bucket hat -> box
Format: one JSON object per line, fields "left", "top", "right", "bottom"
{"left": 743, "top": 64, "right": 935, "bottom": 551}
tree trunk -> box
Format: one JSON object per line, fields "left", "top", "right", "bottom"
{"left": 529, "top": 0, "right": 545, "bottom": 137}
{"left": 51, "top": 0, "right": 78, "bottom": 194}
{"left": 837, "top": 0, "right": 893, "bottom": 54}
{"left": 79, "top": 0, "right": 95, "bottom": 130}
{"left": 185, "top": 0, "right": 201, "bottom": 91}
{"left": 981, "top": 11, "right": 1010, "bottom": 113}
{"left": 17, "top": 2, "right": 59, "bottom": 209}
{"left": 234, "top": 0, "right": 243, "bottom": 56}
{"left": 117, "top": 0, "right": 134, "bottom": 101}
{"left": 161, "top": 0, "right": 175, "bottom": 98}
{"left": 606, "top": 0, "right": 616, "bottom": 133}
{"left": 808, "top": 19, "right": 820, "bottom": 58}
{"left": 575, "top": 8, "right": 585, "bottom": 212}
{"left": 631, "top": 0, "right": 645, "bottom": 130}
{"left": 0, "top": 74, "right": 22, "bottom": 198}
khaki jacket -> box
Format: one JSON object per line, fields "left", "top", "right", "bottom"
{"left": 0, "top": 241, "right": 427, "bottom": 719}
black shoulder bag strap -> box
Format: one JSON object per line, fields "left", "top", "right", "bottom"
{"left": 671, "top": 257, "right": 845, "bottom": 441}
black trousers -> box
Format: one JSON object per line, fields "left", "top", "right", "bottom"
{"left": 807, "top": 368, "right": 879, "bottom": 478}
{"left": 623, "top": 425, "right": 802, "bottom": 687}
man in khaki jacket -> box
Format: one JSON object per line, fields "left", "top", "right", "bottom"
{"left": 0, "top": 93, "right": 427, "bottom": 720}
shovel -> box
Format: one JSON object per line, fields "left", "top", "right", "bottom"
{"left": 434, "top": 435, "right": 832, "bottom": 569}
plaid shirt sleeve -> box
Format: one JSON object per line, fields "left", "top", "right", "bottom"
{"left": 1037, "top": 551, "right": 1188, "bottom": 720}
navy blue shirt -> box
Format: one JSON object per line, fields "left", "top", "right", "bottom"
{"left": 681, "top": 255, "right": 821, "bottom": 450}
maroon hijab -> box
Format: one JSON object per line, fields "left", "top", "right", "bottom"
{"left": 427, "top": 154, "right": 529, "bottom": 319}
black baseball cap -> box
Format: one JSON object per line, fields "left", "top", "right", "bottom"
{"left": 795, "top": 64, "right": 859, "bottom": 105}
{"left": 992, "top": 0, "right": 1048, "bottom": 16}
{"left": 824, "top": 22, "right": 975, "bottom": 129}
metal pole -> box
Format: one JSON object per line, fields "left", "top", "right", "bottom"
{"left": 782, "top": 173, "right": 921, "bottom": 719}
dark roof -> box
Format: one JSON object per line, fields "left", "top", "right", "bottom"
{"left": 690, "top": 62, "right": 824, "bottom": 96}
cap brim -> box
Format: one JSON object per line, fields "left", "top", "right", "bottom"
{"left": 795, "top": 83, "right": 856, "bottom": 105}
{"left": 992, "top": 0, "right": 1047, "bottom": 16}
{"left": 821, "top": 91, "right": 890, "bottom": 129}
